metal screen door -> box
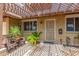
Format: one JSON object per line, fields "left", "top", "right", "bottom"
{"left": 46, "top": 20, "right": 54, "bottom": 42}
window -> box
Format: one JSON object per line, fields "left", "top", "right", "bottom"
{"left": 23, "top": 21, "right": 37, "bottom": 31}
{"left": 75, "top": 17, "right": 79, "bottom": 31}
{"left": 66, "top": 18, "right": 74, "bottom": 31}
{"left": 66, "top": 17, "right": 79, "bottom": 31}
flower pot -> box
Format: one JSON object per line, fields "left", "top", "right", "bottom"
{"left": 16, "top": 36, "right": 21, "bottom": 40}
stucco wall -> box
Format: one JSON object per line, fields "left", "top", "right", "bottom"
{"left": 3, "top": 14, "right": 78, "bottom": 46}
{"left": 22, "top": 16, "right": 65, "bottom": 42}
{"left": 54, "top": 15, "right": 66, "bottom": 44}
{"left": 37, "top": 18, "right": 45, "bottom": 41}
{"left": 37, "top": 15, "right": 66, "bottom": 44}
{"left": 3, "top": 17, "right": 21, "bottom": 35}
{"left": 22, "top": 19, "right": 45, "bottom": 41}
{"left": 22, "top": 14, "right": 79, "bottom": 46}
{"left": 9, "top": 18, "right": 21, "bottom": 27}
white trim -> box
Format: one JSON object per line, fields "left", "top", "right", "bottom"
{"left": 45, "top": 19, "right": 56, "bottom": 41}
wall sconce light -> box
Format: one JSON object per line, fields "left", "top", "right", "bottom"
{"left": 40, "top": 21, "right": 43, "bottom": 24}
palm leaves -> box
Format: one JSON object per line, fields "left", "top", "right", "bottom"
{"left": 26, "top": 32, "right": 42, "bottom": 45}
{"left": 9, "top": 26, "right": 21, "bottom": 38}
{"left": 32, "top": 32, "right": 42, "bottom": 39}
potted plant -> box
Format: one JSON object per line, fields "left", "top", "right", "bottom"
{"left": 32, "top": 32, "right": 42, "bottom": 43}
{"left": 26, "top": 32, "right": 42, "bottom": 46}
{"left": 9, "top": 26, "right": 22, "bottom": 40}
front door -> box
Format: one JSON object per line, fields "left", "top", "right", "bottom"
{"left": 45, "top": 20, "right": 54, "bottom": 42}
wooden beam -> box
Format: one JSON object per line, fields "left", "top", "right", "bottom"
{"left": 57, "top": 3, "right": 62, "bottom": 12}
{"left": 25, "top": 4, "right": 36, "bottom": 16}
{"left": 64, "top": 3, "right": 73, "bottom": 12}
{"left": 72, "top": 4, "right": 79, "bottom": 11}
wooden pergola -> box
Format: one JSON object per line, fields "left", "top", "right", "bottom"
{"left": 24, "top": 3, "right": 79, "bottom": 18}
{"left": 3, "top": 3, "right": 79, "bottom": 18}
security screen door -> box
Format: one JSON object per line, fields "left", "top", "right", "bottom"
{"left": 46, "top": 20, "right": 54, "bottom": 42}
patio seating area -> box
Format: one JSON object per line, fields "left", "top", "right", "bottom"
{"left": 2, "top": 43, "right": 79, "bottom": 56}
{"left": 1, "top": 3, "right": 79, "bottom": 56}
{"left": 4, "top": 37, "right": 25, "bottom": 52}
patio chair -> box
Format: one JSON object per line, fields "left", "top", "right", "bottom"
{"left": 66, "top": 37, "right": 71, "bottom": 46}
{"left": 5, "top": 38, "right": 17, "bottom": 52}
{"left": 0, "top": 36, "right": 9, "bottom": 48}
{"left": 16, "top": 37, "right": 25, "bottom": 47}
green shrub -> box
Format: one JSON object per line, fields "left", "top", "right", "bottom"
{"left": 26, "top": 32, "right": 42, "bottom": 45}
{"left": 9, "top": 26, "right": 21, "bottom": 38}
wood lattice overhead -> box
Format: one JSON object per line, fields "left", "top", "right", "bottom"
{"left": 23, "top": 3, "right": 79, "bottom": 18}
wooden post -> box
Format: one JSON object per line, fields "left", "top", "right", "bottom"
{"left": 0, "top": 4, "right": 3, "bottom": 37}
{"left": 0, "top": 4, "right": 4, "bottom": 48}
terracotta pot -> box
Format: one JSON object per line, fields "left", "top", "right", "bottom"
{"left": 16, "top": 36, "right": 21, "bottom": 40}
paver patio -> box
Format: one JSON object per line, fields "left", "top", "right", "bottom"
{"left": 5, "top": 43, "right": 79, "bottom": 56}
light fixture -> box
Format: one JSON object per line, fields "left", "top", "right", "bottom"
{"left": 40, "top": 21, "right": 43, "bottom": 24}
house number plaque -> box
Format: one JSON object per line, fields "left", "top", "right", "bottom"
{"left": 58, "top": 28, "right": 63, "bottom": 35}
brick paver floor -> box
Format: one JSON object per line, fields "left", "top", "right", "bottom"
{"left": 4, "top": 43, "right": 79, "bottom": 56}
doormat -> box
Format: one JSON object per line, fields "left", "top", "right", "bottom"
{"left": 43, "top": 41, "right": 54, "bottom": 44}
